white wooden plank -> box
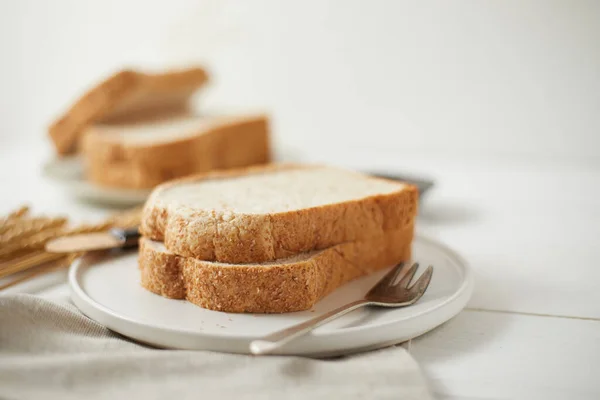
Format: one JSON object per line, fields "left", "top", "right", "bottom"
{"left": 414, "top": 160, "right": 600, "bottom": 319}
{"left": 303, "top": 150, "right": 600, "bottom": 318}
{"left": 411, "top": 310, "right": 600, "bottom": 400}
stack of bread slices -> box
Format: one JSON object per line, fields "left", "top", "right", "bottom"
{"left": 48, "top": 67, "right": 271, "bottom": 189}
{"left": 49, "top": 66, "right": 418, "bottom": 314}
{"left": 138, "top": 164, "right": 418, "bottom": 313}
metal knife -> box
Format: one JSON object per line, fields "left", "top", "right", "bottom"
{"left": 366, "top": 171, "right": 435, "bottom": 199}
{"left": 45, "top": 227, "right": 141, "bottom": 254}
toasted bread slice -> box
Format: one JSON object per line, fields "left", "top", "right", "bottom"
{"left": 81, "top": 114, "right": 270, "bottom": 189}
{"left": 139, "top": 226, "right": 413, "bottom": 313}
{"left": 140, "top": 164, "right": 418, "bottom": 264}
{"left": 48, "top": 67, "right": 208, "bottom": 155}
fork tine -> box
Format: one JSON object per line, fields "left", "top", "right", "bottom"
{"left": 397, "top": 262, "right": 420, "bottom": 288}
{"left": 409, "top": 265, "right": 434, "bottom": 298}
{"left": 371, "top": 261, "right": 412, "bottom": 289}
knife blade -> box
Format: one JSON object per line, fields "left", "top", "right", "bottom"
{"left": 45, "top": 227, "right": 141, "bottom": 254}
{"left": 366, "top": 171, "right": 435, "bottom": 198}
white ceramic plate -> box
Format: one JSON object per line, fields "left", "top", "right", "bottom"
{"left": 69, "top": 235, "right": 473, "bottom": 357}
{"left": 42, "top": 156, "right": 151, "bottom": 206}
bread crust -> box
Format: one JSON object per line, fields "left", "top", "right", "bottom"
{"left": 48, "top": 67, "right": 209, "bottom": 155}
{"left": 138, "top": 225, "right": 414, "bottom": 313}
{"left": 140, "top": 164, "right": 418, "bottom": 264}
{"left": 81, "top": 115, "right": 271, "bottom": 189}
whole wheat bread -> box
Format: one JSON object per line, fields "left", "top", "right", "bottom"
{"left": 48, "top": 67, "right": 208, "bottom": 155}
{"left": 140, "top": 164, "right": 418, "bottom": 264}
{"left": 139, "top": 225, "right": 413, "bottom": 313}
{"left": 81, "top": 114, "right": 270, "bottom": 189}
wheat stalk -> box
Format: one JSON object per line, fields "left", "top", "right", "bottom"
{"left": 0, "top": 206, "right": 30, "bottom": 233}
{"left": 0, "top": 217, "right": 68, "bottom": 246}
{"left": 0, "top": 251, "right": 67, "bottom": 279}
{"left": 0, "top": 227, "right": 69, "bottom": 260}
{"left": 5, "top": 205, "right": 30, "bottom": 220}
{"left": 0, "top": 254, "right": 75, "bottom": 290}
{"left": 0, "top": 205, "right": 142, "bottom": 283}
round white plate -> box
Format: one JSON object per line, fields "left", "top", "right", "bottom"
{"left": 42, "top": 157, "right": 151, "bottom": 206}
{"left": 69, "top": 236, "right": 473, "bottom": 357}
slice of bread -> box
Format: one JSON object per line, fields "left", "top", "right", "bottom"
{"left": 81, "top": 114, "right": 271, "bottom": 189}
{"left": 48, "top": 67, "right": 208, "bottom": 155}
{"left": 139, "top": 225, "right": 413, "bottom": 313}
{"left": 140, "top": 164, "right": 418, "bottom": 264}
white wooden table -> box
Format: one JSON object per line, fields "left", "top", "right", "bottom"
{"left": 2, "top": 142, "right": 599, "bottom": 399}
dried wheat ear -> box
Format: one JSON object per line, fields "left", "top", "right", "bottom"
{"left": 0, "top": 205, "right": 142, "bottom": 289}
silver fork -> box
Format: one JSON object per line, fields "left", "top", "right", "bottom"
{"left": 249, "top": 261, "right": 434, "bottom": 355}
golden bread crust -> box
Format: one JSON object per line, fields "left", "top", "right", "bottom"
{"left": 81, "top": 115, "right": 271, "bottom": 189}
{"left": 48, "top": 67, "right": 209, "bottom": 155}
{"left": 139, "top": 225, "right": 413, "bottom": 313}
{"left": 140, "top": 164, "right": 418, "bottom": 263}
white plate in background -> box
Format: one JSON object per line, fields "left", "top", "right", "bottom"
{"left": 69, "top": 235, "right": 473, "bottom": 357}
{"left": 42, "top": 156, "right": 151, "bottom": 207}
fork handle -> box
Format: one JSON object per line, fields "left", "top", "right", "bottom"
{"left": 249, "top": 299, "right": 370, "bottom": 355}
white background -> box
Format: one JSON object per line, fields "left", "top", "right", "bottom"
{"left": 1, "top": 0, "right": 599, "bottom": 163}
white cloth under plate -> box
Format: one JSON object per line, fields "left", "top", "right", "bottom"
{"left": 0, "top": 294, "right": 432, "bottom": 400}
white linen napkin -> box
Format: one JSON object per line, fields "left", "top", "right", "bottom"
{"left": 0, "top": 293, "right": 432, "bottom": 400}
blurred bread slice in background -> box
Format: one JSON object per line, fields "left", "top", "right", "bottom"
{"left": 81, "top": 114, "right": 270, "bottom": 189}
{"left": 48, "top": 67, "right": 209, "bottom": 155}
